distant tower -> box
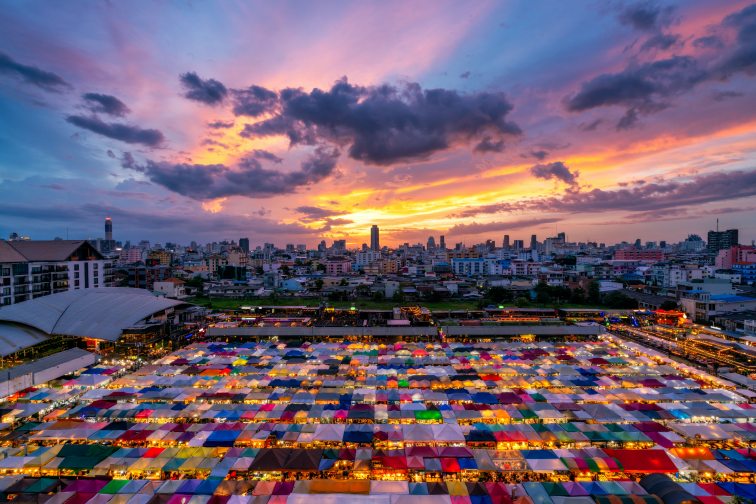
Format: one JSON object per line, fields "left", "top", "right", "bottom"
{"left": 503, "top": 235, "right": 510, "bottom": 249}
{"left": 370, "top": 225, "right": 380, "bottom": 251}
{"left": 427, "top": 236, "right": 436, "bottom": 251}
{"left": 105, "top": 217, "right": 113, "bottom": 242}
{"left": 439, "top": 235, "right": 446, "bottom": 249}
{"left": 239, "top": 237, "right": 250, "bottom": 253}
{"left": 530, "top": 234, "right": 537, "bottom": 250}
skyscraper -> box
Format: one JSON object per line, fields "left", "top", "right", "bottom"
{"left": 503, "top": 235, "right": 510, "bottom": 249}
{"left": 427, "top": 236, "right": 436, "bottom": 251}
{"left": 239, "top": 237, "right": 250, "bottom": 254}
{"left": 370, "top": 225, "right": 380, "bottom": 251}
{"left": 439, "top": 235, "right": 446, "bottom": 249}
{"left": 105, "top": 217, "right": 112, "bottom": 242}
{"left": 708, "top": 229, "right": 738, "bottom": 255}
{"left": 530, "top": 234, "right": 537, "bottom": 250}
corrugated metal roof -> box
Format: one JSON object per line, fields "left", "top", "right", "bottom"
{"left": 0, "top": 288, "right": 186, "bottom": 342}
{"left": 0, "top": 323, "right": 49, "bottom": 357}
{"left": 3, "top": 348, "right": 94, "bottom": 379}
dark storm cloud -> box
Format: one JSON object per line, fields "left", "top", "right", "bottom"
{"left": 530, "top": 161, "right": 579, "bottom": 186}
{"left": 180, "top": 71, "right": 228, "bottom": 105}
{"left": 232, "top": 85, "right": 278, "bottom": 116}
{"left": 82, "top": 93, "right": 130, "bottom": 117}
{"left": 251, "top": 149, "right": 283, "bottom": 163}
{"left": 458, "top": 169, "right": 756, "bottom": 217}
{"left": 618, "top": 1, "right": 674, "bottom": 32}
{"left": 207, "top": 120, "right": 234, "bottom": 129}
{"left": 66, "top": 115, "right": 164, "bottom": 147}
{"left": 448, "top": 218, "right": 562, "bottom": 236}
{"left": 125, "top": 146, "right": 339, "bottom": 199}
{"left": 0, "top": 52, "right": 70, "bottom": 91}
{"left": 241, "top": 78, "right": 520, "bottom": 165}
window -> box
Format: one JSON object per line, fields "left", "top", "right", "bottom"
{"left": 74, "top": 264, "right": 80, "bottom": 271}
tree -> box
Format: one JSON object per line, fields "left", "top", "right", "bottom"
{"left": 659, "top": 300, "right": 678, "bottom": 310}
{"left": 280, "top": 265, "right": 291, "bottom": 277}
{"left": 339, "top": 278, "right": 349, "bottom": 286}
{"left": 255, "top": 266, "right": 264, "bottom": 275}
{"left": 514, "top": 296, "right": 530, "bottom": 307}
{"left": 570, "top": 287, "right": 586, "bottom": 304}
{"left": 313, "top": 279, "right": 324, "bottom": 291}
{"left": 603, "top": 291, "right": 639, "bottom": 309}
{"left": 372, "top": 291, "right": 385, "bottom": 301}
{"left": 486, "top": 286, "right": 513, "bottom": 304}
{"left": 587, "top": 281, "right": 601, "bottom": 305}
{"left": 392, "top": 291, "right": 405, "bottom": 303}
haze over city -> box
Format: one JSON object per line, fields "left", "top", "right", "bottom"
{"left": 1, "top": 0, "right": 755, "bottom": 246}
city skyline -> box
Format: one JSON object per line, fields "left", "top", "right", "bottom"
{"left": 1, "top": 1, "right": 755, "bottom": 245}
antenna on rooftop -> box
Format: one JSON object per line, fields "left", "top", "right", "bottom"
{"left": 716, "top": 218, "right": 719, "bottom": 232}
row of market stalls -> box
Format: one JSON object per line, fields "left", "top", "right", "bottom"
{"left": 1, "top": 441, "right": 755, "bottom": 479}
{"left": 2, "top": 475, "right": 756, "bottom": 504}
{"left": 12, "top": 418, "right": 756, "bottom": 451}
{"left": 0, "top": 339, "right": 754, "bottom": 494}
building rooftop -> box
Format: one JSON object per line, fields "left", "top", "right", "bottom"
{"left": 0, "top": 240, "right": 103, "bottom": 262}
{"left": 0, "top": 288, "right": 187, "bottom": 353}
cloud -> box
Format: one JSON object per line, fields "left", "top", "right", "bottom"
{"left": 124, "top": 146, "right": 339, "bottom": 199}
{"left": 232, "top": 85, "right": 278, "bottom": 117}
{"left": 295, "top": 205, "right": 341, "bottom": 221}
{"left": 640, "top": 33, "right": 680, "bottom": 51}
{"left": 207, "top": 120, "right": 234, "bottom": 129}
{"left": 618, "top": 2, "right": 674, "bottom": 32}
{"left": 82, "top": 93, "right": 130, "bottom": 117}
{"left": 717, "top": 3, "right": 756, "bottom": 78}
{"left": 180, "top": 71, "right": 228, "bottom": 105}
{"left": 66, "top": 115, "right": 164, "bottom": 147}
{"left": 448, "top": 217, "right": 563, "bottom": 236}
{"left": 251, "top": 149, "right": 283, "bottom": 163}
{"left": 460, "top": 71, "right": 471, "bottom": 79}
{"left": 0, "top": 52, "right": 70, "bottom": 91}
{"left": 565, "top": 56, "right": 705, "bottom": 115}
{"left": 567, "top": 4, "right": 756, "bottom": 125}
{"left": 693, "top": 35, "right": 724, "bottom": 50}
{"left": 459, "top": 169, "right": 756, "bottom": 217}
{"left": 474, "top": 136, "right": 505, "bottom": 153}
{"left": 241, "top": 77, "right": 520, "bottom": 165}
{"left": 530, "top": 161, "right": 579, "bottom": 186}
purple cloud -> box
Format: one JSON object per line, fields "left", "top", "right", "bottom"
{"left": 180, "top": 72, "right": 228, "bottom": 105}
{"left": 530, "top": 161, "right": 579, "bottom": 186}
{"left": 66, "top": 115, "right": 164, "bottom": 147}
{"left": 0, "top": 52, "right": 70, "bottom": 91}
{"left": 82, "top": 93, "right": 130, "bottom": 117}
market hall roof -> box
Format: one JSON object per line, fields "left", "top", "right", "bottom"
{"left": 0, "top": 288, "right": 186, "bottom": 350}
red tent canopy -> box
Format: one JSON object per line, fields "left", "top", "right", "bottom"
{"left": 603, "top": 449, "right": 678, "bottom": 473}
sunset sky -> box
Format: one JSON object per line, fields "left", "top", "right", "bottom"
{"left": 1, "top": 0, "right": 755, "bottom": 247}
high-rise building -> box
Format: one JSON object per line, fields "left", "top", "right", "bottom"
{"left": 239, "top": 237, "right": 250, "bottom": 254}
{"left": 513, "top": 239, "right": 524, "bottom": 250}
{"left": 503, "top": 235, "right": 510, "bottom": 249}
{"left": 557, "top": 232, "right": 566, "bottom": 242}
{"left": 439, "top": 235, "right": 446, "bottom": 249}
{"left": 0, "top": 240, "right": 113, "bottom": 306}
{"left": 370, "top": 225, "right": 380, "bottom": 251}
{"left": 530, "top": 235, "right": 537, "bottom": 250}
{"left": 427, "top": 236, "right": 436, "bottom": 251}
{"left": 708, "top": 229, "right": 738, "bottom": 255}
{"left": 105, "top": 217, "right": 113, "bottom": 242}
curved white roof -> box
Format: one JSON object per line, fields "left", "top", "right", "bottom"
{"left": 0, "top": 288, "right": 186, "bottom": 343}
